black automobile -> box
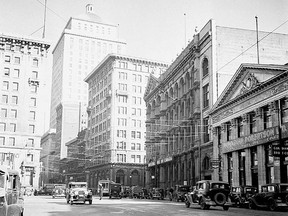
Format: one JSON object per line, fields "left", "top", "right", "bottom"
{"left": 230, "top": 186, "right": 258, "bottom": 207}
{"left": 248, "top": 183, "right": 288, "bottom": 211}
{"left": 174, "top": 185, "right": 190, "bottom": 202}
{"left": 185, "top": 180, "right": 232, "bottom": 211}
{"left": 109, "top": 183, "right": 122, "bottom": 199}
{"left": 52, "top": 184, "right": 66, "bottom": 198}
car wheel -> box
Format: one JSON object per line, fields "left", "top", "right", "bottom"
{"left": 248, "top": 200, "right": 256, "bottom": 209}
{"left": 89, "top": 200, "right": 92, "bottom": 204}
{"left": 268, "top": 199, "right": 277, "bottom": 211}
{"left": 213, "top": 192, "right": 226, "bottom": 205}
{"left": 223, "top": 206, "right": 229, "bottom": 211}
{"left": 200, "top": 199, "right": 207, "bottom": 210}
{"left": 70, "top": 201, "right": 73, "bottom": 205}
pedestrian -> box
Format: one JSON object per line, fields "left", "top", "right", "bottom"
{"left": 99, "top": 183, "right": 103, "bottom": 200}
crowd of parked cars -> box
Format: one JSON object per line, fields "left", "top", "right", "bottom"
{"left": 27, "top": 179, "right": 288, "bottom": 212}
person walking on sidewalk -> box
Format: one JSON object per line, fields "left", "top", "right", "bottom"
{"left": 99, "top": 183, "right": 103, "bottom": 200}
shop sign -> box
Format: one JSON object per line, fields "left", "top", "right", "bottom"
{"left": 222, "top": 127, "right": 279, "bottom": 153}
{"left": 211, "top": 159, "right": 220, "bottom": 169}
{"left": 272, "top": 142, "right": 288, "bottom": 157}
{"left": 281, "top": 123, "right": 288, "bottom": 139}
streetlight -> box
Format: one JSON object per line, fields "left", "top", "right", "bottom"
{"left": 129, "top": 175, "right": 132, "bottom": 187}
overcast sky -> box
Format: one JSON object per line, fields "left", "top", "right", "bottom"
{"left": 1, "top": 0, "right": 288, "bottom": 63}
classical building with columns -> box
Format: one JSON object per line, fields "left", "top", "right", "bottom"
{"left": 210, "top": 64, "right": 288, "bottom": 188}
{"left": 144, "top": 19, "right": 288, "bottom": 189}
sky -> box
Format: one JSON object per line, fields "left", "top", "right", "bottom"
{"left": 0, "top": 0, "right": 288, "bottom": 63}
{"left": 0, "top": 0, "right": 287, "bottom": 133}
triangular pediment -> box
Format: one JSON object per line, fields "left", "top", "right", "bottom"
{"left": 214, "top": 64, "right": 287, "bottom": 108}
{"left": 144, "top": 74, "right": 160, "bottom": 99}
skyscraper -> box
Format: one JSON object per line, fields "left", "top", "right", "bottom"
{"left": 50, "top": 4, "right": 127, "bottom": 159}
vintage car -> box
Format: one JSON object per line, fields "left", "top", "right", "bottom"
{"left": 173, "top": 185, "right": 190, "bottom": 202}
{"left": 66, "top": 182, "right": 92, "bottom": 205}
{"left": 140, "top": 188, "right": 150, "bottom": 199}
{"left": 0, "top": 166, "right": 24, "bottom": 216}
{"left": 230, "top": 185, "right": 258, "bottom": 207}
{"left": 248, "top": 183, "right": 288, "bottom": 211}
{"left": 109, "top": 183, "right": 122, "bottom": 199}
{"left": 185, "top": 180, "right": 232, "bottom": 211}
{"left": 150, "top": 188, "right": 165, "bottom": 200}
{"left": 52, "top": 184, "right": 66, "bottom": 198}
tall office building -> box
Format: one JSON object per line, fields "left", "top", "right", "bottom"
{"left": 0, "top": 33, "right": 50, "bottom": 188}
{"left": 50, "top": 4, "right": 127, "bottom": 159}
{"left": 84, "top": 54, "right": 168, "bottom": 187}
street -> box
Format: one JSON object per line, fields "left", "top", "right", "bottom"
{"left": 24, "top": 195, "right": 288, "bottom": 216}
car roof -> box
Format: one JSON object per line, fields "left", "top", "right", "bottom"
{"left": 69, "top": 182, "right": 87, "bottom": 185}
{"left": 262, "top": 183, "right": 288, "bottom": 186}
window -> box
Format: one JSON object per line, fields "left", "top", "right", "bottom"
{"left": 203, "top": 118, "right": 209, "bottom": 142}
{"left": 281, "top": 99, "right": 288, "bottom": 123}
{"left": 11, "top": 109, "right": 17, "bottom": 118}
{"left": 1, "top": 109, "right": 7, "bottom": 117}
{"left": 203, "top": 84, "right": 209, "bottom": 108}
{"left": 0, "top": 123, "right": 6, "bottom": 132}
{"left": 2, "top": 95, "right": 8, "bottom": 103}
{"left": 6, "top": 44, "right": 11, "bottom": 51}
{"left": 30, "top": 98, "right": 36, "bottom": 106}
{"left": 29, "top": 111, "right": 35, "bottom": 120}
{"left": 136, "top": 132, "right": 141, "bottom": 139}
{"left": 4, "top": 55, "right": 10, "bottom": 63}
{"left": 131, "top": 131, "right": 136, "bottom": 139}
{"left": 131, "top": 155, "right": 136, "bottom": 163}
{"left": 239, "top": 150, "right": 246, "bottom": 186}
{"left": 0, "top": 137, "right": 5, "bottom": 145}
{"left": 31, "top": 85, "right": 37, "bottom": 93}
{"left": 11, "top": 96, "right": 18, "bottom": 104}
{"left": 136, "top": 143, "right": 141, "bottom": 150}
{"left": 27, "top": 154, "right": 34, "bottom": 162}
{"left": 27, "top": 139, "right": 34, "bottom": 147}
{"left": 117, "top": 130, "right": 126, "bottom": 138}
{"left": 202, "top": 58, "right": 209, "bottom": 77}
{"left": 4, "top": 68, "right": 10, "bottom": 76}
{"left": 14, "top": 57, "right": 20, "bottom": 64}
{"left": 31, "top": 71, "right": 38, "bottom": 79}
{"left": 12, "top": 82, "right": 19, "bottom": 91}
{"left": 29, "top": 125, "right": 35, "bottom": 134}
{"left": 249, "top": 112, "right": 257, "bottom": 134}
{"left": 137, "top": 155, "right": 141, "bottom": 163}
{"left": 117, "top": 141, "right": 126, "bottom": 150}
{"left": 131, "top": 143, "right": 135, "bottom": 150}
{"left": 227, "top": 121, "right": 232, "bottom": 141}
{"left": 132, "top": 108, "right": 136, "bottom": 115}
{"left": 10, "top": 123, "right": 16, "bottom": 132}
{"left": 2, "top": 81, "right": 9, "bottom": 90}
{"left": 9, "top": 137, "right": 15, "bottom": 146}
{"left": 13, "top": 69, "right": 20, "bottom": 78}
{"left": 117, "top": 154, "right": 126, "bottom": 162}
{"left": 263, "top": 106, "right": 272, "bottom": 129}
{"left": 32, "top": 58, "right": 38, "bottom": 67}
{"left": 237, "top": 117, "right": 244, "bottom": 137}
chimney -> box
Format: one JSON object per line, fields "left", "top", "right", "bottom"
{"left": 86, "top": 4, "right": 94, "bottom": 13}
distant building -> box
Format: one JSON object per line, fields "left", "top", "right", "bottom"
{"left": 210, "top": 64, "right": 288, "bottom": 187}
{"left": 0, "top": 33, "right": 50, "bottom": 188}
{"left": 144, "top": 19, "right": 288, "bottom": 188}
{"left": 49, "top": 4, "right": 127, "bottom": 159}
{"left": 84, "top": 54, "right": 167, "bottom": 188}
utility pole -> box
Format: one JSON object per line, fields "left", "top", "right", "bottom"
{"left": 255, "top": 16, "right": 260, "bottom": 64}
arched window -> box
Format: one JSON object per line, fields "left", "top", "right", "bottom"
{"left": 202, "top": 58, "right": 209, "bottom": 77}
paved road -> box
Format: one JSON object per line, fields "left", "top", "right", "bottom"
{"left": 24, "top": 195, "right": 288, "bottom": 216}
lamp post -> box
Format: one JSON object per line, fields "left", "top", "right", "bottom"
{"left": 129, "top": 175, "right": 132, "bottom": 187}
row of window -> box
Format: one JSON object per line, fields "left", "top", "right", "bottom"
{"left": 4, "top": 68, "right": 38, "bottom": 79}
{"left": 116, "top": 154, "right": 143, "bottom": 163}
{"left": 2, "top": 81, "right": 38, "bottom": 93}
{"left": 116, "top": 142, "right": 142, "bottom": 151}
{"left": 0, "top": 108, "right": 36, "bottom": 120}
{"left": 4, "top": 55, "right": 39, "bottom": 66}
{"left": 1, "top": 95, "right": 36, "bottom": 106}
{"left": 117, "top": 118, "right": 142, "bottom": 127}
{"left": 0, "top": 122, "right": 35, "bottom": 133}
{"left": 0, "top": 136, "right": 34, "bottom": 147}
{"left": 116, "top": 130, "right": 142, "bottom": 139}
{"left": 118, "top": 72, "right": 149, "bottom": 83}
{"left": 2, "top": 43, "right": 42, "bottom": 55}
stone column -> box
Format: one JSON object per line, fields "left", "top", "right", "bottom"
{"left": 257, "top": 145, "right": 266, "bottom": 186}
{"left": 245, "top": 148, "right": 252, "bottom": 186}
{"left": 232, "top": 151, "right": 239, "bottom": 187}
{"left": 222, "top": 154, "right": 228, "bottom": 182}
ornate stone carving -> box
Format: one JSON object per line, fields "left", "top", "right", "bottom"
{"left": 240, "top": 73, "right": 259, "bottom": 94}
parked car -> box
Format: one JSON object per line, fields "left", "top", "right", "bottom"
{"left": 140, "top": 188, "right": 150, "bottom": 199}
{"left": 131, "top": 186, "right": 142, "bottom": 198}
{"left": 248, "top": 183, "right": 288, "bottom": 211}
{"left": 150, "top": 188, "right": 165, "bottom": 200}
{"left": 109, "top": 183, "right": 122, "bottom": 199}
{"left": 66, "top": 182, "right": 92, "bottom": 205}
{"left": 230, "top": 186, "right": 258, "bottom": 207}
{"left": 121, "top": 186, "right": 131, "bottom": 198}
{"left": 52, "top": 184, "right": 66, "bottom": 198}
{"left": 173, "top": 185, "right": 191, "bottom": 202}
{"left": 185, "top": 180, "right": 232, "bottom": 211}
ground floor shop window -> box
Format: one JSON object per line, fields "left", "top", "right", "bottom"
{"left": 251, "top": 147, "right": 258, "bottom": 187}
{"left": 239, "top": 150, "right": 246, "bottom": 186}
{"left": 266, "top": 144, "right": 274, "bottom": 183}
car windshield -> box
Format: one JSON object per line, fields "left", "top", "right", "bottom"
{"left": 245, "top": 188, "right": 256, "bottom": 193}
{"left": 71, "top": 184, "right": 86, "bottom": 188}
{"left": 232, "top": 187, "right": 241, "bottom": 192}
{"left": 0, "top": 175, "right": 5, "bottom": 188}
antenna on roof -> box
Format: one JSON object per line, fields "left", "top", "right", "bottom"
{"left": 42, "top": 0, "right": 47, "bottom": 39}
